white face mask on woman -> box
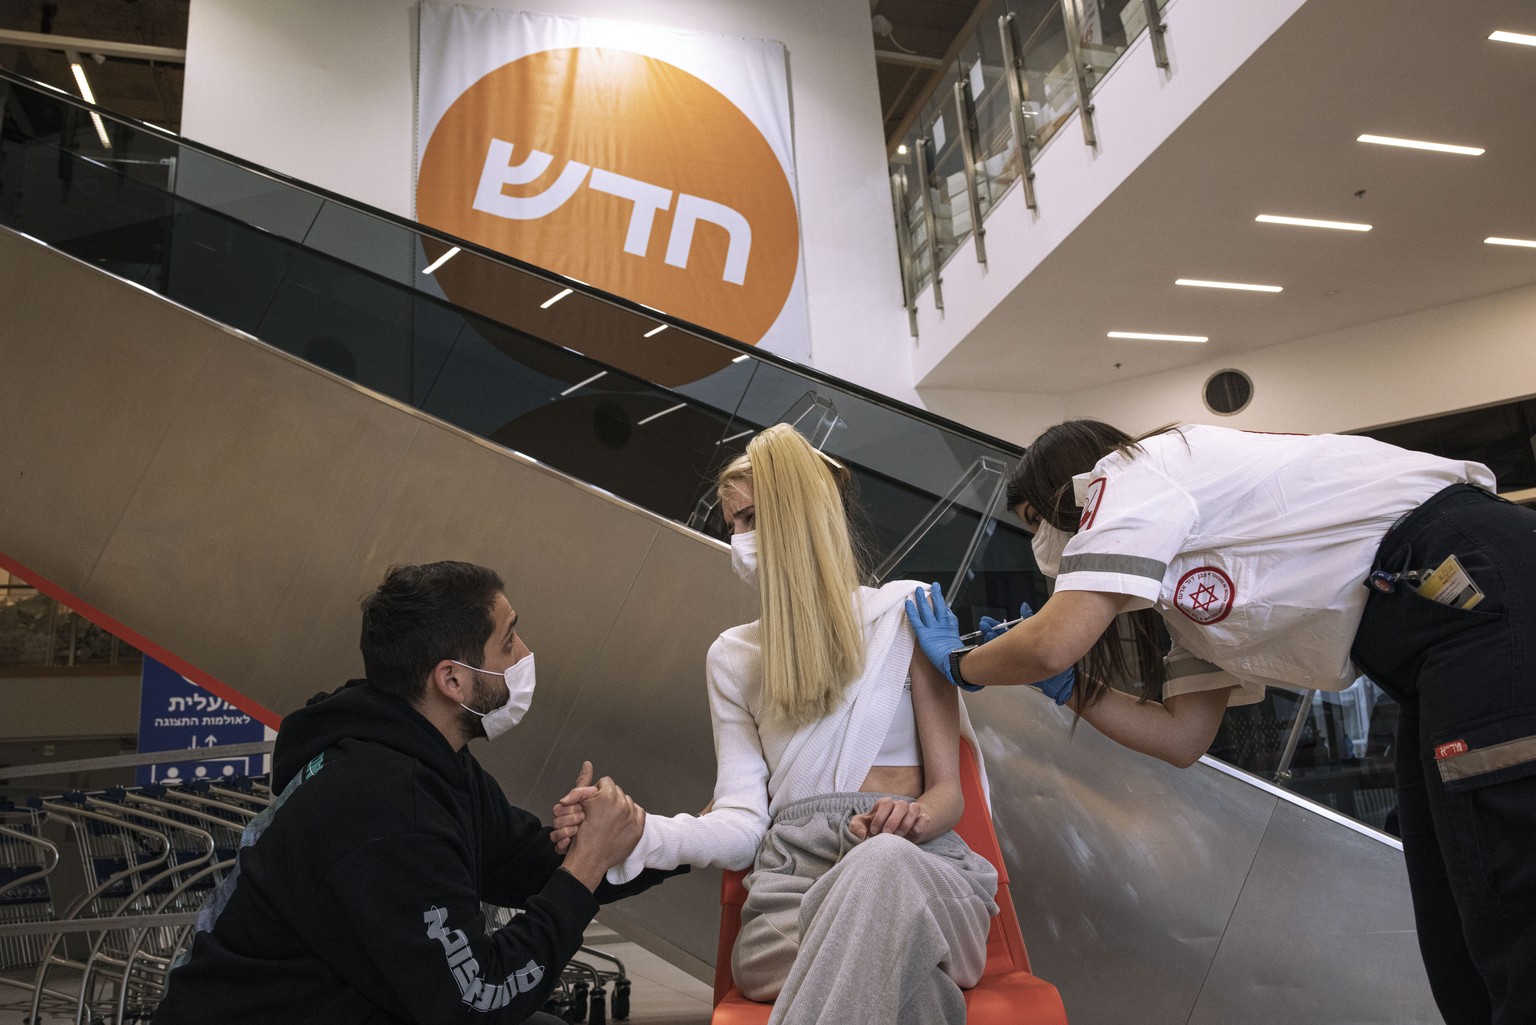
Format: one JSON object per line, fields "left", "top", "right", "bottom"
{"left": 1030, "top": 523, "right": 1072, "bottom": 579}
{"left": 451, "top": 654, "right": 536, "bottom": 741}
{"left": 730, "top": 530, "right": 759, "bottom": 584}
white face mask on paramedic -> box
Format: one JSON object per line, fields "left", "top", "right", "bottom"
{"left": 1031, "top": 523, "right": 1072, "bottom": 579}
{"left": 452, "top": 654, "right": 536, "bottom": 740}
{"left": 730, "top": 530, "right": 758, "bottom": 584}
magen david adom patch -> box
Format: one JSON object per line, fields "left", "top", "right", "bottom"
{"left": 1174, "top": 566, "right": 1235, "bottom": 625}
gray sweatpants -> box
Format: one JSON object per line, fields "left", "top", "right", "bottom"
{"left": 732, "top": 792, "right": 998, "bottom": 1025}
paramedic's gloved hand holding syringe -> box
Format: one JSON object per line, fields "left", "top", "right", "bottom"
{"left": 902, "top": 418, "right": 1536, "bottom": 1025}
{"left": 913, "top": 591, "right": 1073, "bottom": 703}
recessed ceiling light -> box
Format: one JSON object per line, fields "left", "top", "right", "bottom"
{"left": 1107, "top": 331, "right": 1209, "bottom": 343}
{"left": 1485, "top": 236, "right": 1536, "bottom": 248}
{"left": 1489, "top": 30, "right": 1536, "bottom": 46}
{"left": 1256, "top": 214, "right": 1372, "bottom": 232}
{"left": 1175, "top": 278, "right": 1283, "bottom": 293}
{"left": 643, "top": 324, "right": 668, "bottom": 338}
{"left": 1357, "top": 134, "right": 1484, "bottom": 156}
{"left": 67, "top": 53, "right": 112, "bottom": 150}
{"left": 540, "top": 287, "right": 573, "bottom": 309}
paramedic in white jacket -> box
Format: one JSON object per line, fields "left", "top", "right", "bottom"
{"left": 906, "top": 419, "right": 1532, "bottom": 1025}
{"left": 556, "top": 424, "right": 996, "bottom": 1025}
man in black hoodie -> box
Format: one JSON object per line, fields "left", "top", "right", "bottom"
{"left": 154, "top": 561, "right": 674, "bottom": 1025}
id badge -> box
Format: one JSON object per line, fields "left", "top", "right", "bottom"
{"left": 1412, "top": 554, "right": 1485, "bottom": 610}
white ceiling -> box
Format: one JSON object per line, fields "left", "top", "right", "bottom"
{"left": 921, "top": 0, "right": 1536, "bottom": 393}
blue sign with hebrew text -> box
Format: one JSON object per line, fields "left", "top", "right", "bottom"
{"left": 137, "top": 656, "right": 270, "bottom": 785}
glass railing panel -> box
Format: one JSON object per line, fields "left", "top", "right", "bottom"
{"left": 163, "top": 200, "right": 310, "bottom": 336}
{"left": 1071, "top": 0, "right": 1131, "bottom": 85}
{"left": 889, "top": 122, "right": 932, "bottom": 297}
{"left": 959, "top": 6, "right": 1021, "bottom": 208}
{"left": 1078, "top": 0, "right": 1172, "bottom": 86}
{"left": 1003, "top": 0, "right": 1077, "bottom": 155}
{"left": 913, "top": 64, "right": 967, "bottom": 268}
{"left": 0, "top": 578, "right": 142, "bottom": 672}
{"left": 1207, "top": 678, "right": 1400, "bottom": 836}
{"left": 171, "top": 146, "right": 326, "bottom": 244}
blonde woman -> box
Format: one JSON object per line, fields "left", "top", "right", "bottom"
{"left": 566, "top": 424, "right": 997, "bottom": 1025}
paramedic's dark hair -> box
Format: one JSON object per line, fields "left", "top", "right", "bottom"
{"left": 1007, "top": 420, "right": 1181, "bottom": 712}
{"left": 360, "top": 562, "right": 504, "bottom": 703}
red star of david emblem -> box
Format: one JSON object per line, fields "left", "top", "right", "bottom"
{"left": 1190, "top": 583, "right": 1219, "bottom": 612}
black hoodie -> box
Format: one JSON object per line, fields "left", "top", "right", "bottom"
{"left": 154, "top": 681, "right": 672, "bottom": 1025}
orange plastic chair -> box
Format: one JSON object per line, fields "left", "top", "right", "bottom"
{"left": 710, "top": 737, "right": 1068, "bottom": 1023}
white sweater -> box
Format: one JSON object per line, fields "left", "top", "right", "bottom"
{"left": 608, "top": 580, "right": 985, "bottom": 884}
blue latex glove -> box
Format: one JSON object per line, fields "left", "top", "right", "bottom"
{"left": 1034, "top": 664, "right": 1077, "bottom": 706}
{"left": 974, "top": 602, "right": 1077, "bottom": 706}
{"left": 977, "top": 600, "right": 1035, "bottom": 643}
{"left": 904, "top": 583, "right": 981, "bottom": 692}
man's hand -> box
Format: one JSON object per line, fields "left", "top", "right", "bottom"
{"left": 560, "top": 777, "right": 645, "bottom": 892}
{"left": 849, "top": 797, "right": 930, "bottom": 843}
{"left": 551, "top": 761, "right": 597, "bottom": 854}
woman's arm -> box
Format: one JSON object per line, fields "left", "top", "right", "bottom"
{"left": 967, "top": 589, "right": 1231, "bottom": 765}
{"left": 957, "top": 589, "right": 1129, "bottom": 686}
{"left": 851, "top": 646, "right": 963, "bottom": 844}
{"left": 1069, "top": 686, "right": 1231, "bottom": 768}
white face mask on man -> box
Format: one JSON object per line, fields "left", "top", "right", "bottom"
{"left": 1030, "top": 523, "right": 1072, "bottom": 579}
{"left": 730, "top": 530, "right": 758, "bottom": 584}
{"left": 451, "top": 654, "right": 536, "bottom": 741}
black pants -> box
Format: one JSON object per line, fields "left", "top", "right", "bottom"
{"left": 1352, "top": 484, "right": 1536, "bottom": 1025}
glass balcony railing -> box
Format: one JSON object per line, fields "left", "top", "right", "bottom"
{"left": 0, "top": 577, "right": 142, "bottom": 672}
{"left": 890, "top": 0, "right": 1170, "bottom": 312}
{"left": 1, "top": 67, "right": 1397, "bottom": 839}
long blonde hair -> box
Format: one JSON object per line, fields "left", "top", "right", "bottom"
{"left": 718, "top": 425, "right": 865, "bottom": 726}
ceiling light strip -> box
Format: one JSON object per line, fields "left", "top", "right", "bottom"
{"left": 1107, "top": 331, "right": 1209, "bottom": 343}
{"left": 1485, "top": 237, "right": 1536, "bottom": 248}
{"left": 1489, "top": 30, "right": 1536, "bottom": 46}
{"left": 1175, "top": 278, "right": 1283, "bottom": 293}
{"left": 1255, "top": 214, "right": 1372, "bottom": 232}
{"left": 1356, "top": 134, "right": 1484, "bottom": 156}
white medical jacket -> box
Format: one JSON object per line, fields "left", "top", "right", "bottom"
{"left": 1052, "top": 425, "right": 1494, "bottom": 704}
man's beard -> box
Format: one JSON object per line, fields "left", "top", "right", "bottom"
{"left": 458, "top": 673, "right": 505, "bottom": 740}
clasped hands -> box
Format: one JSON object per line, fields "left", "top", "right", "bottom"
{"left": 550, "top": 761, "right": 644, "bottom": 859}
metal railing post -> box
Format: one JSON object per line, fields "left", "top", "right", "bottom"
{"left": 953, "top": 77, "right": 988, "bottom": 266}
{"left": 889, "top": 166, "right": 921, "bottom": 336}
{"left": 1142, "top": 0, "right": 1170, "bottom": 69}
{"left": 1273, "top": 689, "right": 1318, "bottom": 784}
{"left": 1059, "top": 0, "right": 1100, "bottom": 147}
{"left": 998, "top": 13, "right": 1039, "bottom": 210}
{"left": 914, "top": 137, "right": 944, "bottom": 311}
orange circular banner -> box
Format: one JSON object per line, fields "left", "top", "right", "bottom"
{"left": 418, "top": 47, "right": 800, "bottom": 345}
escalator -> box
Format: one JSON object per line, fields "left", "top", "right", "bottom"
{"left": 0, "top": 70, "right": 1437, "bottom": 1023}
